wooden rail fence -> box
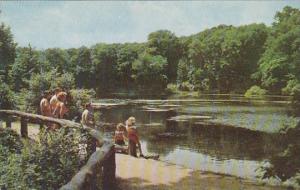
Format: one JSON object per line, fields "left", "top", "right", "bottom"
{"left": 0, "top": 110, "right": 115, "bottom": 190}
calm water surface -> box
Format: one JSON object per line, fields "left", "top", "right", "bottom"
{"left": 94, "top": 95, "right": 299, "bottom": 180}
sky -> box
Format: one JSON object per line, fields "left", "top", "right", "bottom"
{"left": 0, "top": 1, "right": 299, "bottom": 49}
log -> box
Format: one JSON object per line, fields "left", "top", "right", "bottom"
{"left": 20, "top": 117, "right": 28, "bottom": 138}
{"left": 0, "top": 110, "right": 103, "bottom": 144}
{"left": 103, "top": 150, "right": 116, "bottom": 190}
{"left": 60, "top": 142, "right": 115, "bottom": 190}
{"left": 6, "top": 120, "right": 11, "bottom": 128}
{"left": 0, "top": 110, "right": 81, "bottom": 128}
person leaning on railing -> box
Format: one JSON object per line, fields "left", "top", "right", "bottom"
{"left": 81, "top": 103, "right": 97, "bottom": 157}
{"left": 81, "top": 103, "right": 95, "bottom": 128}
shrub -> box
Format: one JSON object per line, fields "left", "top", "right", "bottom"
{"left": 0, "top": 80, "right": 15, "bottom": 110}
{"left": 0, "top": 128, "right": 83, "bottom": 190}
{"left": 244, "top": 85, "right": 267, "bottom": 98}
{"left": 21, "top": 71, "right": 75, "bottom": 113}
{"left": 166, "top": 83, "right": 178, "bottom": 94}
{"left": 67, "top": 89, "right": 96, "bottom": 121}
{"left": 282, "top": 79, "right": 300, "bottom": 104}
{"left": 178, "top": 81, "right": 194, "bottom": 91}
{"left": 260, "top": 144, "right": 300, "bottom": 183}
{"left": 0, "top": 128, "right": 23, "bottom": 153}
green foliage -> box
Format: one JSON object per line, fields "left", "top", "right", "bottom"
{"left": 244, "top": 85, "right": 267, "bottom": 98}
{"left": 8, "top": 46, "right": 40, "bottom": 91}
{"left": 282, "top": 79, "right": 300, "bottom": 104}
{"left": 166, "top": 84, "right": 178, "bottom": 93}
{"left": 148, "top": 30, "right": 183, "bottom": 83}
{"left": 0, "top": 23, "right": 16, "bottom": 83}
{"left": 0, "top": 128, "right": 23, "bottom": 153}
{"left": 132, "top": 53, "right": 168, "bottom": 90}
{"left": 178, "top": 81, "right": 194, "bottom": 92}
{"left": 44, "top": 48, "right": 70, "bottom": 73}
{"left": 0, "top": 128, "right": 82, "bottom": 190}
{"left": 91, "top": 43, "right": 118, "bottom": 92}
{"left": 184, "top": 24, "right": 269, "bottom": 93}
{"left": 68, "top": 47, "right": 94, "bottom": 88}
{"left": 55, "top": 73, "right": 76, "bottom": 91}
{"left": 0, "top": 79, "right": 15, "bottom": 110}
{"left": 22, "top": 71, "right": 75, "bottom": 113}
{"left": 260, "top": 144, "right": 300, "bottom": 182}
{"left": 68, "top": 89, "right": 96, "bottom": 120}
{"left": 255, "top": 6, "right": 300, "bottom": 94}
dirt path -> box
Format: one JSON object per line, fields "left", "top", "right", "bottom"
{"left": 116, "top": 154, "right": 287, "bottom": 190}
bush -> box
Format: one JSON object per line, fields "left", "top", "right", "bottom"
{"left": 244, "top": 85, "right": 267, "bottom": 98}
{"left": 260, "top": 144, "right": 300, "bottom": 183}
{"left": 21, "top": 71, "right": 75, "bottom": 113}
{"left": 178, "top": 81, "right": 194, "bottom": 91}
{"left": 166, "top": 83, "right": 178, "bottom": 94}
{"left": 0, "top": 128, "right": 23, "bottom": 153}
{"left": 0, "top": 128, "right": 83, "bottom": 190}
{"left": 67, "top": 89, "right": 96, "bottom": 121}
{"left": 0, "top": 80, "right": 15, "bottom": 110}
{"left": 282, "top": 79, "right": 300, "bottom": 104}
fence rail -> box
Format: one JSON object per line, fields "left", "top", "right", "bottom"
{"left": 0, "top": 109, "right": 116, "bottom": 190}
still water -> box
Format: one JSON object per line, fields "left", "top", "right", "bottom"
{"left": 94, "top": 95, "right": 299, "bottom": 180}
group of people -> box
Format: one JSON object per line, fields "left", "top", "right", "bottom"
{"left": 114, "top": 117, "right": 144, "bottom": 158}
{"left": 40, "top": 90, "right": 143, "bottom": 157}
{"left": 40, "top": 88, "right": 68, "bottom": 129}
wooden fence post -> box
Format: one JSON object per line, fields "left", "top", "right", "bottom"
{"left": 6, "top": 117, "right": 11, "bottom": 128}
{"left": 39, "top": 124, "right": 43, "bottom": 130}
{"left": 21, "top": 117, "right": 28, "bottom": 138}
{"left": 87, "top": 137, "right": 97, "bottom": 158}
{"left": 102, "top": 149, "right": 116, "bottom": 190}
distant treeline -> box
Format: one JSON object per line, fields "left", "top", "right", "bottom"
{"left": 0, "top": 6, "right": 299, "bottom": 99}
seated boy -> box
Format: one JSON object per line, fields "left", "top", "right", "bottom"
{"left": 114, "top": 123, "right": 127, "bottom": 146}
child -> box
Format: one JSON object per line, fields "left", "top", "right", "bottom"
{"left": 114, "top": 123, "right": 127, "bottom": 146}
{"left": 126, "top": 117, "right": 144, "bottom": 157}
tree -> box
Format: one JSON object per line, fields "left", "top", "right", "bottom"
{"left": 147, "top": 30, "right": 183, "bottom": 83}
{"left": 255, "top": 6, "right": 300, "bottom": 94}
{"left": 0, "top": 79, "right": 15, "bottom": 110}
{"left": 68, "top": 47, "right": 94, "bottom": 88}
{"left": 115, "top": 43, "right": 144, "bottom": 88}
{"left": 132, "top": 53, "right": 168, "bottom": 90}
{"left": 44, "top": 48, "right": 70, "bottom": 73}
{"left": 22, "top": 71, "right": 75, "bottom": 113}
{"left": 91, "top": 43, "right": 118, "bottom": 93}
{"left": 182, "top": 24, "right": 268, "bottom": 93}
{"left": 9, "top": 45, "right": 40, "bottom": 91}
{"left": 0, "top": 23, "right": 17, "bottom": 83}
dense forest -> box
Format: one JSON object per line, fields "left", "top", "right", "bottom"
{"left": 0, "top": 6, "right": 300, "bottom": 108}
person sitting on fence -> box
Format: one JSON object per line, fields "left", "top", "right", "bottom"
{"left": 40, "top": 90, "right": 52, "bottom": 117}
{"left": 81, "top": 103, "right": 95, "bottom": 128}
{"left": 126, "top": 117, "right": 144, "bottom": 158}
{"left": 50, "top": 88, "right": 62, "bottom": 111}
{"left": 52, "top": 92, "right": 69, "bottom": 119}
{"left": 114, "top": 123, "right": 127, "bottom": 146}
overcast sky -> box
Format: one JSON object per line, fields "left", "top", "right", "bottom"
{"left": 0, "top": 1, "right": 299, "bottom": 49}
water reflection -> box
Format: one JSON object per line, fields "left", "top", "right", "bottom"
{"left": 96, "top": 97, "right": 299, "bottom": 179}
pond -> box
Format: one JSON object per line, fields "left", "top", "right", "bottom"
{"left": 94, "top": 94, "right": 299, "bottom": 181}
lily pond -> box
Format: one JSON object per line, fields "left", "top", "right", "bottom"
{"left": 94, "top": 94, "right": 299, "bottom": 181}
